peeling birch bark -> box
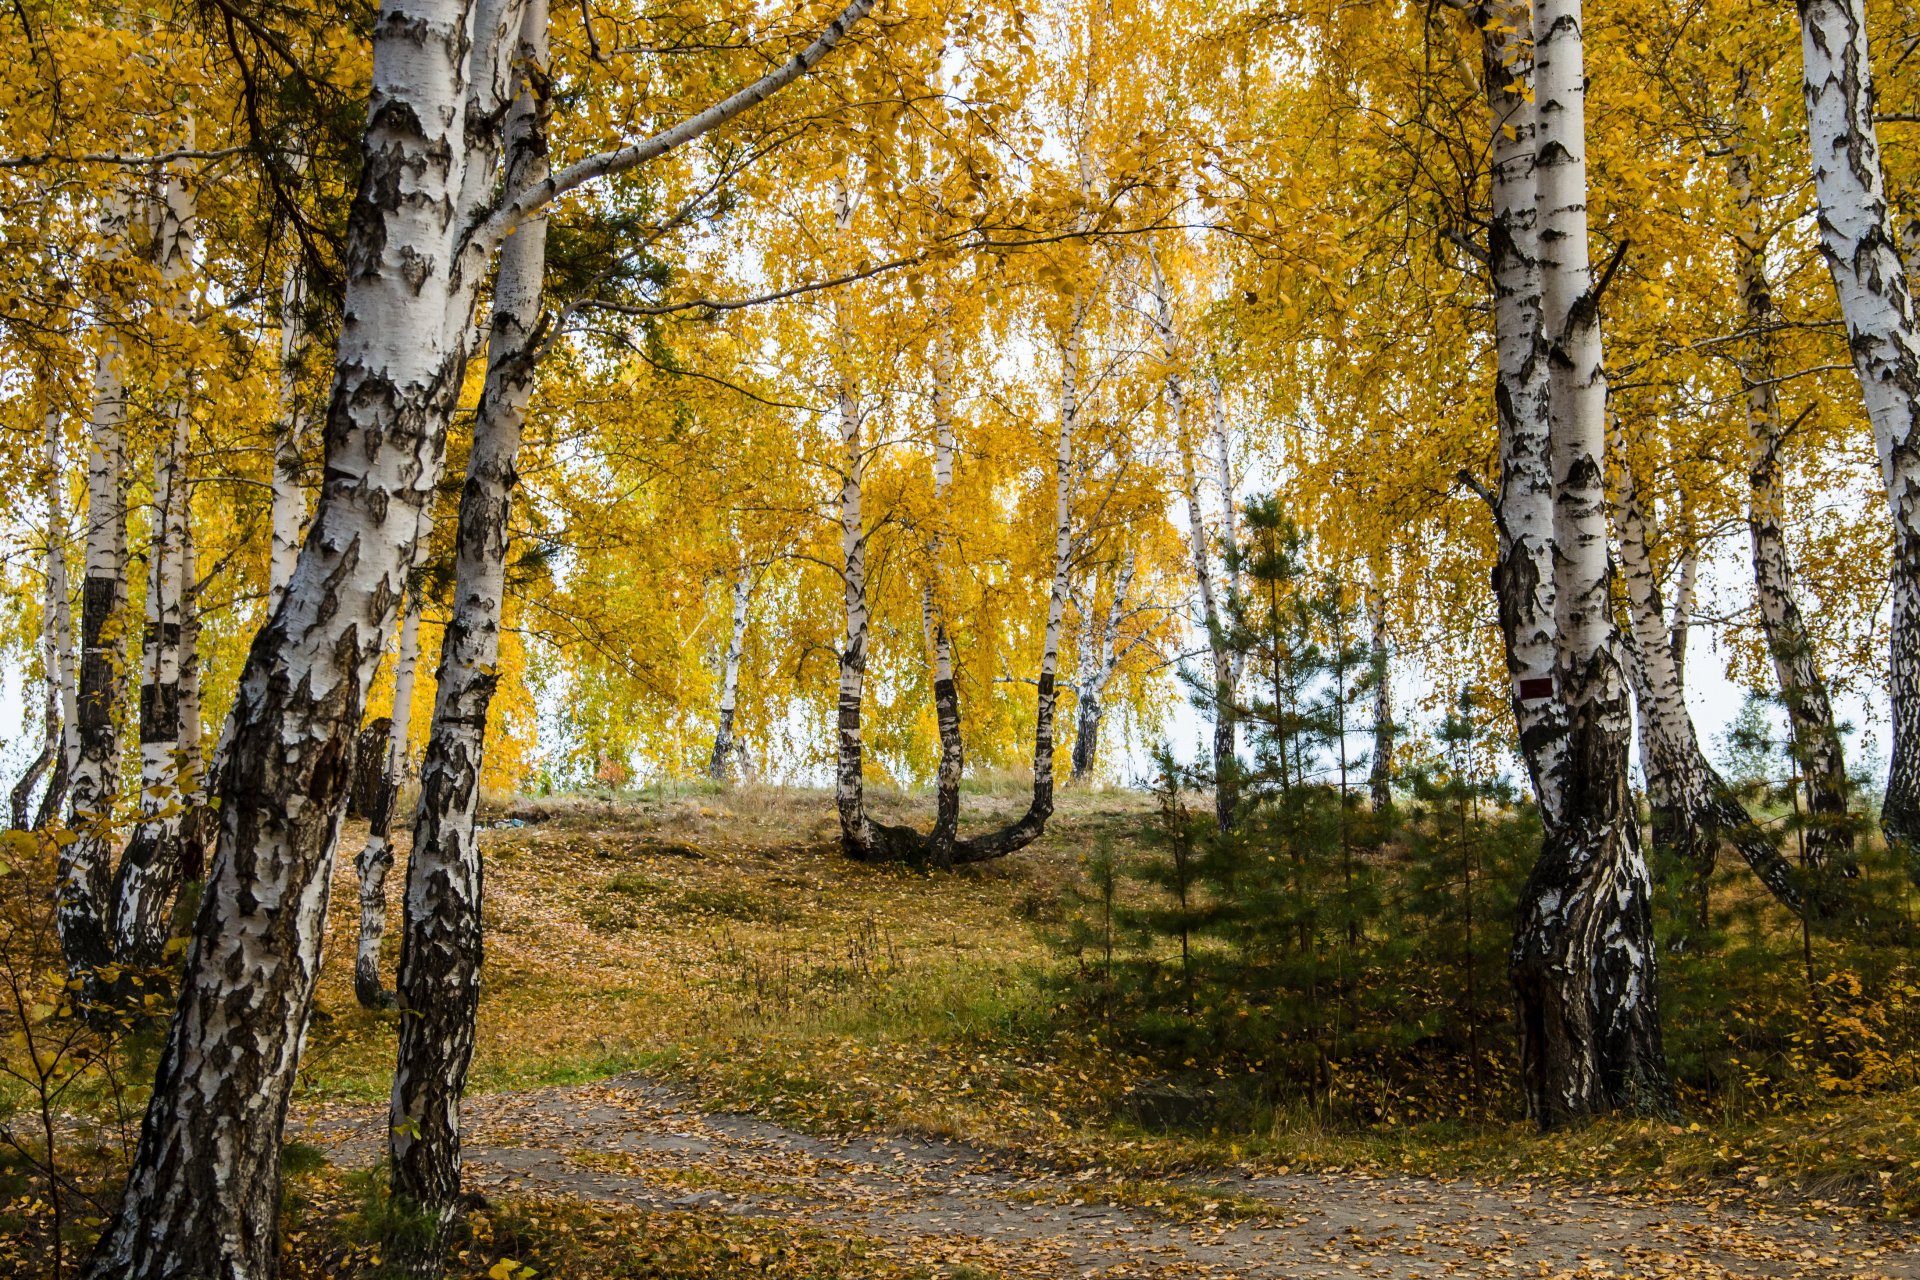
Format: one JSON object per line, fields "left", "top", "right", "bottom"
{"left": 1475, "top": 0, "right": 1568, "bottom": 833}
{"left": 1794, "top": 0, "right": 1920, "bottom": 877}
{"left": 1508, "top": 0, "right": 1673, "bottom": 1127}
{"left": 82, "top": 2, "right": 533, "bottom": 1272}
{"left": 392, "top": 5, "right": 551, "bottom": 1241}
{"left": 270, "top": 256, "right": 312, "bottom": 614}
{"left": 356, "top": 585, "right": 423, "bottom": 1011}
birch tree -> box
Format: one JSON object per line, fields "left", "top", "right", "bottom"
{"left": 1609, "top": 413, "right": 1808, "bottom": 920}
{"left": 109, "top": 159, "right": 199, "bottom": 972}
{"left": 1506, "top": 0, "right": 1673, "bottom": 1126}
{"left": 390, "top": 1, "right": 551, "bottom": 1243}
{"left": 1729, "top": 76, "right": 1855, "bottom": 878}
{"left": 708, "top": 564, "right": 754, "bottom": 781}
{"left": 354, "top": 584, "right": 423, "bottom": 1011}
{"left": 1793, "top": 0, "right": 1920, "bottom": 877}
{"left": 61, "top": 190, "right": 135, "bottom": 988}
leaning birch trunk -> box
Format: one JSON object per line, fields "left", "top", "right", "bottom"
{"left": 1475, "top": 0, "right": 1568, "bottom": 834}
{"left": 1366, "top": 573, "right": 1393, "bottom": 812}
{"left": 951, "top": 296, "right": 1085, "bottom": 863}
{"left": 924, "top": 332, "right": 965, "bottom": 865}
{"left": 269, "top": 256, "right": 312, "bottom": 614}
{"left": 82, "top": 2, "right": 532, "bottom": 1272}
{"left": 111, "top": 163, "right": 198, "bottom": 973}
{"left": 17, "top": 390, "right": 74, "bottom": 831}
{"left": 1795, "top": 0, "right": 1920, "bottom": 879}
{"left": 62, "top": 189, "right": 135, "bottom": 988}
{"left": 834, "top": 387, "right": 879, "bottom": 860}
{"left": 356, "top": 585, "right": 423, "bottom": 1010}
{"left": 1150, "top": 260, "right": 1236, "bottom": 829}
{"left": 1070, "top": 550, "right": 1135, "bottom": 782}
{"left": 1609, "top": 418, "right": 1807, "bottom": 921}
{"left": 390, "top": 2, "right": 550, "bottom": 1244}
{"left": 1509, "top": 0, "right": 1673, "bottom": 1127}
{"left": 708, "top": 565, "right": 752, "bottom": 781}
{"left": 1728, "top": 107, "right": 1856, "bottom": 879}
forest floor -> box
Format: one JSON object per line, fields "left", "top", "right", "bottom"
{"left": 280, "top": 783, "right": 1920, "bottom": 1279}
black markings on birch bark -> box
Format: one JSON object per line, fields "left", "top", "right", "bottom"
{"left": 82, "top": 2, "right": 533, "bottom": 1272}
{"left": 391, "top": 4, "right": 550, "bottom": 1245}
{"left": 1610, "top": 414, "right": 1807, "bottom": 921}
{"left": 1727, "top": 79, "right": 1856, "bottom": 882}
{"left": 111, "top": 161, "right": 199, "bottom": 974}
{"left": 1475, "top": 0, "right": 1568, "bottom": 834}
{"left": 356, "top": 586, "right": 422, "bottom": 1010}
{"left": 62, "top": 190, "right": 135, "bottom": 987}
{"left": 708, "top": 565, "right": 753, "bottom": 781}
{"left": 1507, "top": 0, "right": 1674, "bottom": 1128}
{"left": 1366, "top": 569, "right": 1393, "bottom": 812}
{"left": 1795, "top": 0, "right": 1920, "bottom": 880}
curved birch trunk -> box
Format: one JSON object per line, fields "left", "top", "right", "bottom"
{"left": 270, "top": 257, "right": 312, "bottom": 614}
{"left": 708, "top": 565, "right": 752, "bottom": 781}
{"left": 82, "top": 3, "right": 532, "bottom": 1272}
{"left": 1794, "top": 0, "right": 1920, "bottom": 878}
{"left": 1475, "top": 0, "right": 1568, "bottom": 834}
{"left": 949, "top": 297, "right": 1084, "bottom": 864}
{"left": 390, "top": 7, "right": 550, "bottom": 1242}
{"left": 1727, "top": 106, "right": 1856, "bottom": 878}
{"left": 62, "top": 190, "right": 135, "bottom": 988}
{"left": 112, "top": 163, "right": 199, "bottom": 972}
{"left": 1609, "top": 418, "right": 1807, "bottom": 921}
{"left": 356, "top": 586, "right": 423, "bottom": 1010}
{"left": 1509, "top": 0, "right": 1673, "bottom": 1127}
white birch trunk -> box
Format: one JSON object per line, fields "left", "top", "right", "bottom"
{"left": 1795, "top": 0, "right": 1920, "bottom": 872}
{"left": 1476, "top": 0, "right": 1568, "bottom": 833}
{"left": 391, "top": 0, "right": 551, "bottom": 1234}
{"left": 1508, "top": 0, "right": 1673, "bottom": 1127}
{"left": 112, "top": 160, "right": 198, "bottom": 970}
{"left": 1729, "top": 85, "right": 1856, "bottom": 878}
{"left": 1366, "top": 570, "right": 1393, "bottom": 812}
{"left": 355, "top": 584, "right": 422, "bottom": 1010}
{"left": 20, "top": 388, "right": 77, "bottom": 831}
{"left": 834, "top": 387, "right": 878, "bottom": 859}
{"left": 1610, "top": 418, "right": 1807, "bottom": 919}
{"left": 62, "top": 189, "right": 135, "bottom": 985}
{"left": 84, "top": 2, "right": 533, "bottom": 1271}
{"left": 924, "top": 334, "right": 964, "bottom": 864}
{"left": 1070, "top": 550, "right": 1135, "bottom": 782}
{"left": 270, "top": 256, "right": 311, "bottom": 614}
{"left": 708, "top": 566, "right": 752, "bottom": 781}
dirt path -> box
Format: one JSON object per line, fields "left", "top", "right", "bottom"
{"left": 299, "top": 1076, "right": 1919, "bottom": 1279}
